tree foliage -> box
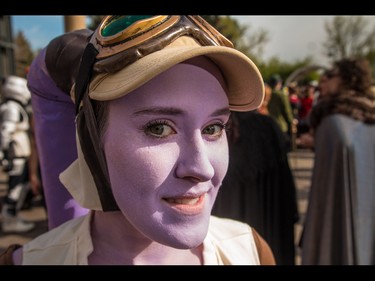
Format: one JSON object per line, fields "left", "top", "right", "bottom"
{"left": 202, "top": 15, "right": 269, "bottom": 64}
{"left": 14, "top": 31, "right": 34, "bottom": 78}
{"left": 323, "top": 16, "right": 375, "bottom": 61}
{"left": 259, "top": 56, "right": 315, "bottom": 85}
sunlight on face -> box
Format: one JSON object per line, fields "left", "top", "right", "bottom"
{"left": 103, "top": 58, "right": 231, "bottom": 249}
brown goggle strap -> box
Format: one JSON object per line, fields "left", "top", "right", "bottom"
{"left": 76, "top": 88, "right": 119, "bottom": 211}
{"left": 74, "top": 43, "right": 98, "bottom": 114}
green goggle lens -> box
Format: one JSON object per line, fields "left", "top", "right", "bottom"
{"left": 101, "top": 15, "right": 154, "bottom": 37}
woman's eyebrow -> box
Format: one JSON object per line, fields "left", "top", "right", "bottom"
{"left": 132, "top": 107, "right": 230, "bottom": 117}
{"left": 210, "top": 107, "right": 231, "bottom": 117}
{"left": 132, "top": 107, "right": 184, "bottom": 116}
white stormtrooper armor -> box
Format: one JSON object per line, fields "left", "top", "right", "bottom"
{"left": 0, "top": 76, "right": 32, "bottom": 172}
{"left": 1, "top": 75, "right": 31, "bottom": 105}
{"left": 0, "top": 75, "right": 34, "bottom": 233}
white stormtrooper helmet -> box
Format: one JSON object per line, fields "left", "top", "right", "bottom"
{"left": 1, "top": 75, "right": 31, "bottom": 106}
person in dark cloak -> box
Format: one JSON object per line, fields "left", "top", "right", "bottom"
{"left": 212, "top": 110, "right": 299, "bottom": 265}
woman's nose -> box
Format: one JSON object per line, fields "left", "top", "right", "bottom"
{"left": 174, "top": 134, "right": 215, "bottom": 182}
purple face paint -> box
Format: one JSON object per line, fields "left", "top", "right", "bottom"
{"left": 103, "top": 57, "right": 230, "bottom": 249}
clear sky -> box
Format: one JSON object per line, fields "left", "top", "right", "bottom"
{"left": 11, "top": 16, "right": 65, "bottom": 50}
{"left": 11, "top": 15, "right": 375, "bottom": 67}
{"left": 234, "top": 16, "right": 334, "bottom": 65}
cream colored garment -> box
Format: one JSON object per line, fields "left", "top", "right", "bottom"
{"left": 22, "top": 213, "right": 259, "bottom": 265}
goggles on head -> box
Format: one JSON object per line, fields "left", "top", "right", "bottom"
{"left": 75, "top": 15, "right": 233, "bottom": 113}
{"left": 89, "top": 15, "right": 233, "bottom": 74}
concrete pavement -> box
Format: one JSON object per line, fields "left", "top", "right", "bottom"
{"left": 288, "top": 149, "right": 314, "bottom": 264}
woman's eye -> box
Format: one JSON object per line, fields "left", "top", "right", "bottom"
{"left": 202, "top": 123, "right": 226, "bottom": 138}
{"left": 144, "top": 121, "right": 176, "bottom": 138}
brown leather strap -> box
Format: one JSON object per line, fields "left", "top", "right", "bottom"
{"left": 0, "top": 244, "right": 21, "bottom": 265}
{"left": 252, "top": 228, "right": 277, "bottom": 265}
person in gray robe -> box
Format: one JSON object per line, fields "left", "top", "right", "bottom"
{"left": 301, "top": 57, "right": 375, "bottom": 265}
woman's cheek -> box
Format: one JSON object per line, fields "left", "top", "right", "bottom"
{"left": 211, "top": 143, "right": 229, "bottom": 186}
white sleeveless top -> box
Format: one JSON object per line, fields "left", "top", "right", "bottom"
{"left": 22, "top": 212, "right": 260, "bottom": 265}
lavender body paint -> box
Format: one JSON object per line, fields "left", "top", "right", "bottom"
{"left": 103, "top": 58, "right": 230, "bottom": 249}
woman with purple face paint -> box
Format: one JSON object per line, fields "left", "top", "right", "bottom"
{"left": 0, "top": 16, "right": 275, "bottom": 265}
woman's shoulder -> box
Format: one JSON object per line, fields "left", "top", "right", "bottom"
{"left": 208, "top": 216, "right": 276, "bottom": 265}
{"left": 1, "top": 214, "right": 92, "bottom": 265}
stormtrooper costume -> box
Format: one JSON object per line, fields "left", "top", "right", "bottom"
{"left": 0, "top": 75, "right": 35, "bottom": 233}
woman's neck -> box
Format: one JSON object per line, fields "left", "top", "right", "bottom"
{"left": 88, "top": 211, "right": 203, "bottom": 265}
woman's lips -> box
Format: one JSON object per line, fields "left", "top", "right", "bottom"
{"left": 163, "top": 194, "right": 206, "bottom": 215}
{"left": 165, "top": 197, "right": 200, "bottom": 205}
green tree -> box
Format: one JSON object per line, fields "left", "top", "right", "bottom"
{"left": 202, "top": 15, "right": 269, "bottom": 64}
{"left": 14, "top": 31, "right": 34, "bottom": 78}
{"left": 259, "top": 56, "right": 315, "bottom": 85}
{"left": 323, "top": 16, "right": 375, "bottom": 61}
